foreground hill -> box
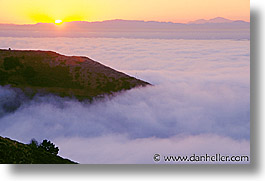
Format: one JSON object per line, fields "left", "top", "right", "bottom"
{"left": 0, "top": 136, "right": 76, "bottom": 164}
{"left": 0, "top": 49, "right": 150, "bottom": 100}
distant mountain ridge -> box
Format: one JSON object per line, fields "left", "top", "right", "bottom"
{"left": 1, "top": 17, "right": 249, "bottom": 26}
{"left": 65, "top": 17, "right": 248, "bottom": 26}
{"left": 0, "top": 17, "right": 250, "bottom": 39}
{"left": 188, "top": 17, "right": 234, "bottom": 24}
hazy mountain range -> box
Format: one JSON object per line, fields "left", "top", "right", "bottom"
{"left": 188, "top": 17, "right": 235, "bottom": 24}
{"left": 0, "top": 17, "right": 249, "bottom": 39}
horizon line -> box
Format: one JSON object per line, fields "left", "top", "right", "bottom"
{"left": 0, "top": 17, "right": 250, "bottom": 26}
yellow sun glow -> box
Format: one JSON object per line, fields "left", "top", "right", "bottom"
{"left": 55, "top": 20, "right": 62, "bottom": 24}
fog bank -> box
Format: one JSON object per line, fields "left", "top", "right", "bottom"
{"left": 0, "top": 38, "right": 250, "bottom": 163}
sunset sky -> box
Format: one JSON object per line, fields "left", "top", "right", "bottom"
{"left": 0, "top": 0, "right": 249, "bottom": 24}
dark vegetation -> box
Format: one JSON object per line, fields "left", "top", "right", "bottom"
{"left": 0, "top": 136, "right": 76, "bottom": 164}
{"left": 30, "top": 139, "right": 59, "bottom": 155}
{"left": 0, "top": 49, "right": 150, "bottom": 101}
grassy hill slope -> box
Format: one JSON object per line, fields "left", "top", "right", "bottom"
{"left": 0, "top": 49, "right": 150, "bottom": 100}
{"left": 0, "top": 136, "right": 76, "bottom": 164}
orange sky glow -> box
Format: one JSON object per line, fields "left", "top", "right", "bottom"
{"left": 0, "top": 0, "right": 249, "bottom": 24}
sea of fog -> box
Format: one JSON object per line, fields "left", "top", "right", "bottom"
{"left": 0, "top": 38, "right": 250, "bottom": 163}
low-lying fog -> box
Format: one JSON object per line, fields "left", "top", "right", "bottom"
{"left": 0, "top": 38, "right": 250, "bottom": 163}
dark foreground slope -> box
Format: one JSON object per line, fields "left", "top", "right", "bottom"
{"left": 0, "top": 136, "right": 76, "bottom": 164}
{"left": 0, "top": 49, "right": 150, "bottom": 100}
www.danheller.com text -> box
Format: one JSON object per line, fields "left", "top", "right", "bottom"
{"left": 153, "top": 154, "right": 250, "bottom": 163}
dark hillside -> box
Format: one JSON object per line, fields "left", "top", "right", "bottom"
{"left": 0, "top": 136, "right": 76, "bottom": 164}
{"left": 0, "top": 49, "right": 150, "bottom": 100}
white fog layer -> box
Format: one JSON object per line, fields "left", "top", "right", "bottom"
{"left": 0, "top": 38, "right": 250, "bottom": 163}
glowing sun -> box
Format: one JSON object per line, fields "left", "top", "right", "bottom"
{"left": 55, "top": 20, "right": 63, "bottom": 25}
